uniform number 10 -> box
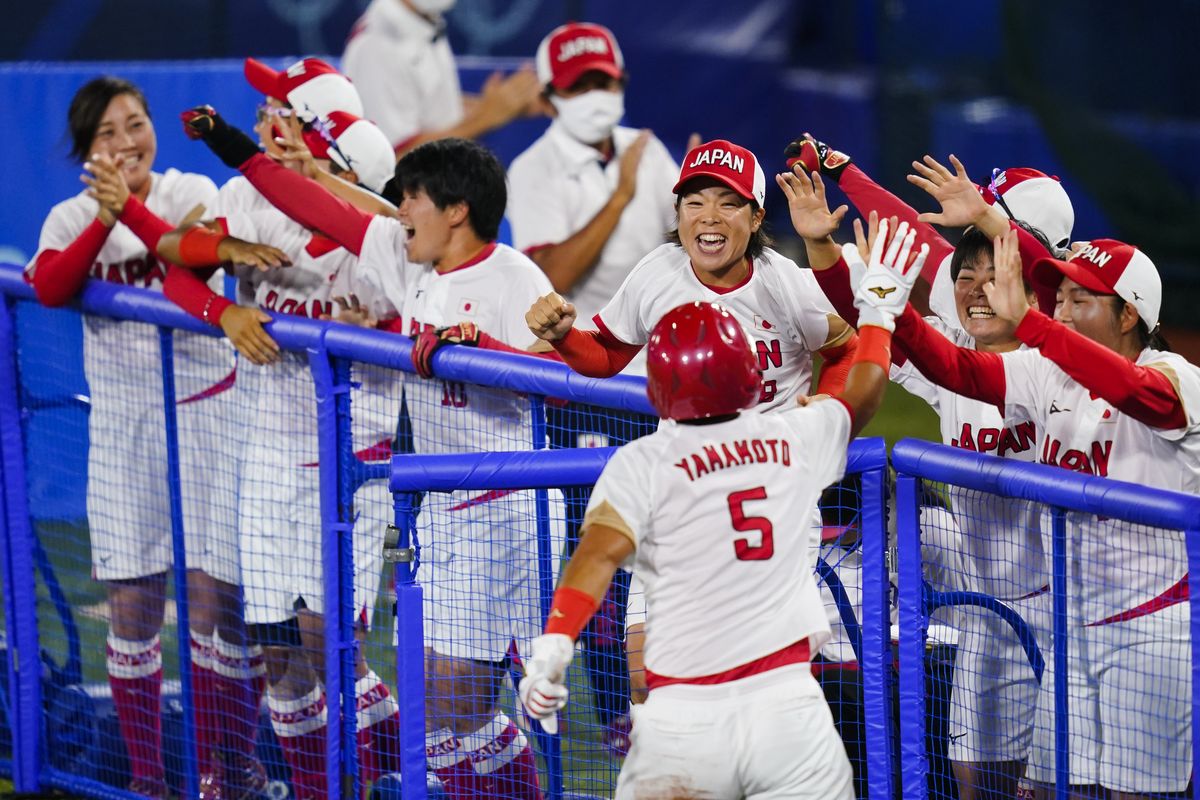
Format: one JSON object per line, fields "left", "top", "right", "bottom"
{"left": 727, "top": 486, "right": 774, "bottom": 561}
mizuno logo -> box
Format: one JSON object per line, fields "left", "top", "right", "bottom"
{"left": 1049, "top": 402, "right": 1069, "bottom": 414}
{"left": 868, "top": 285, "right": 896, "bottom": 299}
{"left": 550, "top": 609, "right": 566, "bottom": 619}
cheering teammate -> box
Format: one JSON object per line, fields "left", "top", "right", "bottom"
{"left": 520, "top": 214, "right": 925, "bottom": 797}
{"left": 185, "top": 107, "right": 558, "bottom": 799}
{"left": 25, "top": 76, "right": 266, "bottom": 799}
{"left": 165, "top": 109, "right": 399, "bottom": 799}
{"left": 886, "top": 228, "right": 1197, "bottom": 798}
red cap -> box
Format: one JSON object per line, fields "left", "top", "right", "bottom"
{"left": 302, "top": 112, "right": 395, "bottom": 194}
{"left": 646, "top": 302, "right": 761, "bottom": 421}
{"left": 1032, "top": 238, "right": 1161, "bottom": 330}
{"left": 674, "top": 140, "right": 767, "bottom": 208}
{"left": 244, "top": 57, "right": 363, "bottom": 120}
{"left": 536, "top": 22, "right": 624, "bottom": 91}
{"left": 982, "top": 167, "right": 1074, "bottom": 250}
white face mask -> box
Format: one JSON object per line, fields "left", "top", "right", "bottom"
{"left": 407, "top": 0, "right": 455, "bottom": 16}
{"left": 550, "top": 90, "right": 625, "bottom": 145}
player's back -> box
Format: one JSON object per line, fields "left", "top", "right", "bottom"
{"left": 614, "top": 401, "right": 851, "bottom": 681}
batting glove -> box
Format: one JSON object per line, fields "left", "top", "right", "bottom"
{"left": 784, "top": 135, "right": 853, "bottom": 182}
{"left": 410, "top": 321, "right": 480, "bottom": 379}
{"left": 180, "top": 105, "right": 261, "bottom": 170}
{"left": 853, "top": 219, "right": 928, "bottom": 332}
{"left": 518, "top": 633, "right": 574, "bottom": 735}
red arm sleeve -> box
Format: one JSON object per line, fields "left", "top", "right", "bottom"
{"left": 240, "top": 153, "right": 371, "bottom": 255}
{"left": 815, "top": 332, "right": 858, "bottom": 395}
{"left": 28, "top": 218, "right": 112, "bottom": 307}
{"left": 812, "top": 258, "right": 858, "bottom": 326}
{"left": 476, "top": 332, "right": 564, "bottom": 362}
{"left": 893, "top": 304, "right": 1007, "bottom": 406}
{"left": 836, "top": 164, "right": 956, "bottom": 283}
{"left": 1014, "top": 311, "right": 1186, "bottom": 429}
{"left": 550, "top": 327, "right": 642, "bottom": 378}
{"left": 163, "top": 265, "right": 232, "bottom": 326}
{"left": 118, "top": 195, "right": 173, "bottom": 256}
{"left": 1011, "top": 220, "right": 1059, "bottom": 316}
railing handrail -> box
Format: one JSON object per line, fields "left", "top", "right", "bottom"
{"left": 892, "top": 437, "right": 1200, "bottom": 530}
{"left": 0, "top": 262, "right": 655, "bottom": 414}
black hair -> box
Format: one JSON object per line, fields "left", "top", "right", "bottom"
{"left": 392, "top": 138, "right": 506, "bottom": 241}
{"left": 67, "top": 76, "right": 150, "bottom": 163}
{"left": 1114, "top": 298, "right": 1172, "bottom": 352}
{"left": 666, "top": 180, "right": 773, "bottom": 261}
{"left": 949, "top": 221, "right": 1049, "bottom": 286}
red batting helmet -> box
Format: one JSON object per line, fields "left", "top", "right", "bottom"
{"left": 646, "top": 302, "right": 761, "bottom": 421}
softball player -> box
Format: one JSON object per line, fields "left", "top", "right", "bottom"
{"left": 25, "top": 76, "right": 256, "bottom": 799}
{"left": 892, "top": 230, "right": 1197, "bottom": 797}
{"left": 521, "top": 217, "right": 924, "bottom": 797}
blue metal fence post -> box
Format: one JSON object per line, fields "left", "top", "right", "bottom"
{"left": 1187, "top": 525, "right": 1200, "bottom": 793}
{"left": 309, "top": 345, "right": 348, "bottom": 798}
{"left": 158, "top": 328, "right": 199, "bottom": 800}
{"left": 859, "top": 458, "right": 894, "bottom": 800}
{"left": 1049, "top": 507, "right": 1069, "bottom": 800}
{"left": 391, "top": 490, "right": 426, "bottom": 800}
{"left": 331, "top": 355, "right": 359, "bottom": 797}
{"left": 0, "top": 297, "right": 41, "bottom": 792}
{"left": 895, "top": 473, "right": 928, "bottom": 800}
{"left": 528, "top": 395, "right": 563, "bottom": 800}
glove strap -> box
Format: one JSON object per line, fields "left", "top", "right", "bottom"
{"left": 854, "top": 324, "right": 893, "bottom": 372}
{"left": 544, "top": 587, "right": 599, "bottom": 640}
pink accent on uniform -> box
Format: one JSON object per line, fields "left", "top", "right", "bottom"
{"left": 177, "top": 366, "right": 237, "bottom": 406}
{"left": 107, "top": 634, "right": 165, "bottom": 787}
{"left": 1085, "top": 573, "right": 1189, "bottom": 626}
{"left": 674, "top": 139, "right": 766, "bottom": 208}
{"left": 645, "top": 637, "right": 811, "bottom": 690}
{"left": 536, "top": 22, "right": 624, "bottom": 91}
{"left": 1031, "top": 238, "right": 1162, "bottom": 330}
{"left": 447, "top": 488, "right": 519, "bottom": 512}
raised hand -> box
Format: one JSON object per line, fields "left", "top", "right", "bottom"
{"left": 517, "top": 633, "right": 574, "bottom": 735}
{"left": 269, "top": 115, "right": 319, "bottom": 179}
{"left": 181, "top": 105, "right": 261, "bottom": 169}
{"left": 776, "top": 166, "right": 849, "bottom": 242}
{"left": 327, "top": 295, "right": 378, "bottom": 329}
{"left": 615, "top": 130, "right": 651, "bottom": 204}
{"left": 981, "top": 228, "right": 1029, "bottom": 325}
{"left": 526, "top": 292, "right": 577, "bottom": 342}
{"left": 411, "top": 321, "right": 481, "bottom": 379}
{"left": 217, "top": 238, "right": 292, "bottom": 271}
{"left": 219, "top": 305, "right": 280, "bottom": 365}
{"left": 907, "top": 154, "right": 989, "bottom": 229}
{"left": 83, "top": 153, "right": 131, "bottom": 225}
{"left": 783, "top": 133, "right": 852, "bottom": 181}
{"left": 853, "top": 219, "right": 929, "bottom": 331}
{"left": 480, "top": 67, "right": 543, "bottom": 126}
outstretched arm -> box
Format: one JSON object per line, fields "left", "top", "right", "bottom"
{"left": 526, "top": 292, "right": 642, "bottom": 378}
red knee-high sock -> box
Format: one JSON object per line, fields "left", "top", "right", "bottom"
{"left": 268, "top": 685, "right": 328, "bottom": 800}
{"left": 213, "top": 630, "right": 267, "bottom": 759}
{"left": 427, "top": 713, "right": 542, "bottom": 800}
{"left": 189, "top": 631, "right": 219, "bottom": 777}
{"left": 107, "top": 633, "right": 165, "bottom": 787}
{"left": 356, "top": 670, "right": 401, "bottom": 785}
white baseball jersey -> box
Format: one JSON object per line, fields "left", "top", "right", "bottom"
{"left": 585, "top": 401, "right": 851, "bottom": 680}
{"left": 341, "top": 0, "right": 463, "bottom": 148}
{"left": 208, "top": 175, "right": 276, "bottom": 218}
{"left": 892, "top": 316, "right": 1047, "bottom": 600}
{"left": 356, "top": 217, "right": 554, "bottom": 457}
{"left": 1002, "top": 347, "right": 1200, "bottom": 623}
{"left": 507, "top": 123, "right": 678, "bottom": 325}
{"left": 596, "top": 244, "right": 835, "bottom": 411}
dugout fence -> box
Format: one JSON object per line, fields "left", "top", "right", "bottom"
{"left": 0, "top": 258, "right": 1197, "bottom": 800}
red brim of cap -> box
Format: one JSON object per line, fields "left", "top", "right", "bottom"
{"left": 1031, "top": 255, "right": 1115, "bottom": 296}
{"left": 244, "top": 58, "right": 282, "bottom": 100}
{"left": 672, "top": 169, "right": 755, "bottom": 203}
{"left": 549, "top": 60, "right": 624, "bottom": 91}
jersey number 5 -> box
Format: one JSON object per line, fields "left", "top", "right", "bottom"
{"left": 727, "top": 487, "right": 774, "bottom": 561}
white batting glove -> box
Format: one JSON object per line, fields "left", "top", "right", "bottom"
{"left": 853, "top": 219, "right": 928, "bottom": 332}
{"left": 518, "top": 633, "right": 574, "bottom": 735}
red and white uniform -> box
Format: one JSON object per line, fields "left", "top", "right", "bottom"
{"left": 507, "top": 123, "right": 678, "bottom": 329}
{"left": 341, "top": 0, "right": 462, "bottom": 150}
{"left": 597, "top": 243, "right": 836, "bottom": 411}
{"left": 218, "top": 209, "right": 399, "bottom": 626}
{"left": 586, "top": 402, "right": 854, "bottom": 798}
{"left": 26, "top": 170, "right": 241, "bottom": 583}
{"left": 356, "top": 217, "right": 567, "bottom": 660}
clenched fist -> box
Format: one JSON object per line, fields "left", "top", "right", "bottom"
{"left": 526, "top": 292, "right": 577, "bottom": 342}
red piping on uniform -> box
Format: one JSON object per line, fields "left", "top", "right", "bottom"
{"left": 438, "top": 242, "right": 497, "bottom": 275}
{"left": 522, "top": 242, "right": 555, "bottom": 257}
{"left": 1014, "top": 584, "right": 1050, "bottom": 602}
{"left": 177, "top": 367, "right": 237, "bottom": 405}
{"left": 301, "top": 437, "right": 394, "bottom": 468}
{"left": 690, "top": 256, "right": 753, "bottom": 295}
{"left": 645, "top": 637, "right": 811, "bottom": 690}
{"left": 1085, "top": 574, "right": 1189, "bottom": 627}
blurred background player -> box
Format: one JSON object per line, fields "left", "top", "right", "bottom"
{"left": 520, "top": 215, "right": 926, "bottom": 796}
{"left": 187, "top": 108, "right": 560, "bottom": 799}
{"left": 167, "top": 106, "right": 401, "bottom": 799}
{"left": 890, "top": 228, "right": 1197, "bottom": 800}
{"left": 505, "top": 19, "right": 681, "bottom": 753}
{"left": 24, "top": 76, "right": 264, "bottom": 799}
{"left": 341, "top": 0, "right": 541, "bottom": 156}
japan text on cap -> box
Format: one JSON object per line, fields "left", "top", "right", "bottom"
{"left": 536, "top": 22, "right": 624, "bottom": 91}
{"left": 1032, "top": 239, "right": 1161, "bottom": 331}
{"left": 674, "top": 140, "right": 767, "bottom": 208}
